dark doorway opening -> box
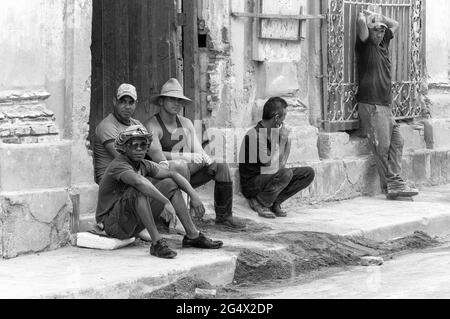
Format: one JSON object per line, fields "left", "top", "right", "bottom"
{"left": 88, "top": 0, "right": 200, "bottom": 146}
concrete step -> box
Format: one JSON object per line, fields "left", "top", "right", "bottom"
{"left": 2, "top": 184, "right": 450, "bottom": 298}
{"left": 0, "top": 141, "right": 71, "bottom": 192}
{"left": 78, "top": 147, "right": 450, "bottom": 227}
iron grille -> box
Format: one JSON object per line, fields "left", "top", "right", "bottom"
{"left": 322, "top": 0, "right": 426, "bottom": 132}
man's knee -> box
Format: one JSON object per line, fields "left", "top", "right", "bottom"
{"left": 372, "top": 138, "right": 390, "bottom": 157}
{"left": 170, "top": 161, "right": 190, "bottom": 180}
{"left": 277, "top": 168, "right": 294, "bottom": 184}
{"left": 392, "top": 133, "right": 404, "bottom": 150}
{"left": 156, "top": 178, "right": 180, "bottom": 200}
{"left": 302, "top": 167, "right": 315, "bottom": 183}
{"left": 211, "top": 162, "right": 231, "bottom": 181}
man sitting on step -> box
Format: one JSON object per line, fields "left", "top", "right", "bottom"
{"left": 96, "top": 125, "right": 223, "bottom": 259}
{"left": 145, "top": 78, "right": 246, "bottom": 230}
{"left": 93, "top": 83, "right": 184, "bottom": 185}
{"left": 239, "top": 97, "right": 315, "bottom": 219}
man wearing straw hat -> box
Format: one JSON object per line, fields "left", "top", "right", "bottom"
{"left": 145, "top": 78, "right": 246, "bottom": 230}
{"left": 94, "top": 83, "right": 184, "bottom": 185}
{"left": 356, "top": 7, "right": 418, "bottom": 200}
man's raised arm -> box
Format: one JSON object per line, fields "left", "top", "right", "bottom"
{"left": 381, "top": 14, "right": 399, "bottom": 34}
{"left": 357, "top": 11, "right": 369, "bottom": 42}
{"left": 363, "top": 9, "right": 399, "bottom": 34}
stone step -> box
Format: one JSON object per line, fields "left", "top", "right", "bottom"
{"left": 0, "top": 141, "right": 71, "bottom": 192}
{"left": 78, "top": 147, "right": 450, "bottom": 230}
{"left": 0, "top": 188, "right": 72, "bottom": 259}
{"left": 2, "top": 184, "right": 450, "bottom": 298}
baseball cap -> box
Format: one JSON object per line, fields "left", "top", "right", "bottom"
{"left": 117, "top": 83, "right": 138, "bottom": 101}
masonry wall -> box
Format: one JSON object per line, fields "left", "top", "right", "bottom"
{"left": 198, "top": 0, "right": 322, "bottom": 165}
{"left": 426, "top": 0, "right": 450, "bottom": 84}
{"left": 0, "top": 0, "right": 95, "bottom": 258}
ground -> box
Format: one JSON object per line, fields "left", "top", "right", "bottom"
{"left": 1, "top": 184, "right": 450, "bottom": 299}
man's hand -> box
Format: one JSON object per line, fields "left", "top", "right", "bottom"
{"left": 181, "top": 153, "right": 204, "bottom": 164}
{"left": 158, "top": 160, "right": 170, "bottom": 170}
{"left": 190, "top": 196, "right": 206, "bottom": 220}
{"left": 363, "top": 9, "right": 377, "bottom": 16}
{"left": 160, "top": 202, "right": 178, "bottom": 229}
{"left": 201, "top": 153, "right": 214, "bottom": 166}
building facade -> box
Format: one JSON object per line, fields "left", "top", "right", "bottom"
{"left": 1, "top": 0, "right": 449, "bottom": 258}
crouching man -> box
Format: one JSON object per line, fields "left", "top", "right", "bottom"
{"left": 96, "top": 125, "right": 223, "bottom": 259}
{"left": 239, "top": 97, "right": 315, "bottom": 219}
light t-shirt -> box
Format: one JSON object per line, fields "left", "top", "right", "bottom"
{"left": 93, "top": 113, "right": 143, "bottom": 184}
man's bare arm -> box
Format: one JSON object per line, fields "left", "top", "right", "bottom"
{"left": 147, "top": 136, "right": 168, "bottom": 163}
{"left": 280, "top": 138, "right": 291, "bottom": 169}
{"left": 105, "top": 141, "right": 121, "bottom": 158}
{"left": 153, "top": 169, "right": 205, "bottom": 217}
{"left": 363, "top": 9, "right": 399, "bottom": 34}
{"left": 357, "top": 12, "right": 369, "bottom": 42}
{"left": 120, "top": 171, "right": 171, "bottom": 205}
{"left": 381, "top": 15, "right": 399, "bottom": 34}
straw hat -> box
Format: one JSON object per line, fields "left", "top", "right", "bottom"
{"left": 150, "top": 78, "right": 192, "bottom": 105}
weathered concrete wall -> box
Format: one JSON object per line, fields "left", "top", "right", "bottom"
{"left": 426, "top": 0, "right": 450, "bottom": 84}
{"left": 200, "top": 0, "right": 322, "bottom": 127}
{"left": 199, "top": 0, "right": 322, "bottom": 164}
{"left": 64, "top": 0, "right": 95, "bottom": 186}
{"left": 0, "top": 0, "right": 96, "bottom": 259}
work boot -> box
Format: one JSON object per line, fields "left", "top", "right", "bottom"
{"left": 150, "top": 238, "right": 177, "bottom": 259}
{"left": 214, "top": 181, "right": 246, "bottom": 229}
{"left": 182, "top": 232, "right": 223, "bottom": 249}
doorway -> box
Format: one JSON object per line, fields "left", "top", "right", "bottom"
{"left": 89, "top": 0, "right": 200, "bottom": 143}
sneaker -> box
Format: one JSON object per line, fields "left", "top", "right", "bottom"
{"left": 398, "top": 186, "right": 419, "bottom": 197}
{"left": 271, "top": 203, "right": 288, "bottom": 217}
{"left": 386, "top": 188, "right": 400, "bottom": 199}
{"left": 150, "top": 238, "right": 177, "bottom": 259}
{"left": 182, "top": 232, "right": 223, "bottom": 249}
{"left": 215, "top": 216, "right": 246, "bottom": 230}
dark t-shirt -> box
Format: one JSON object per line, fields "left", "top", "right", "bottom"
{"left": 239, "top": 122, "right": 274, "bottom": 186}
{"left": 355, "top": 28, "right": 394, "bottom": 106}
{"left": 155, "top": 113, "right": 187, "bottom": 153}
{"left": 96, "top": 154, "right": 160, "bottom": 223}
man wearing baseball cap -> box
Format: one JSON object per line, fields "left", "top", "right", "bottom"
{"left": 145, "top": 78, "right": 246, "bottom": 230}
{"left": 355, "top": 8, "right": 419, "bottom": 200}
{"left": 93, "top": 83, "right": 170, "bottom": 184}
{"left": 94, "top": 83, "right": 142, "bottom": 184}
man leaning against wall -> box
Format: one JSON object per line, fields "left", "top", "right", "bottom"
{"left": 355, "top": 8, "right": 419, "bottom": 200}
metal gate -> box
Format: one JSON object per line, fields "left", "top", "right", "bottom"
{"left": 322, "top": 0, "right": 426, "bottom": 132}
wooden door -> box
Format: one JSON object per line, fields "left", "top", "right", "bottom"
{"left": 89, "top": 0, "right": 182, "bottom": 143}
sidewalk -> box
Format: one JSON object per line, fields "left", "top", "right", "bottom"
{"left": 1, "top": 184, "right": 450, "bottom": 298}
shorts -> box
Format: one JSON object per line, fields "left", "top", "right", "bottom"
{"left": 102, "top": 178, "right": 179, "bottom": 240}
